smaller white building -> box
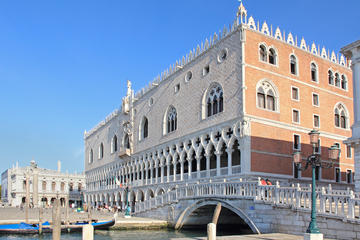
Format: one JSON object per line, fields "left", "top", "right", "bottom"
{"left": 1, "top": 160, "right": 85, "bottom": 207}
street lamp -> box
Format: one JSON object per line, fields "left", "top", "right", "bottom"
{"left": 293, "top": 130, "right": 340, "bottom": 239}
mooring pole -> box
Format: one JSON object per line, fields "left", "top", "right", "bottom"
{"left": 52, "top": 197, "right": 61, "bottom": 240}
{"left": 39, "top": 207, "right": 43, "bottom": 235}
{"left": 212, "top": 203, "right": 222, "bottom": 225}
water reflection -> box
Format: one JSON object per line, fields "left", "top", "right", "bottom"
{"left": 0, "top": 229, "right": 206, "bottom": 240}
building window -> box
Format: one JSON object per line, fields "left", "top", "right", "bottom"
{"left": 335, "top": 168, "right": 341, "bottom": 183}
{"left": 42, "top": 181, "right": 47, "bottom": 191}
{"left": 89, "top": 149, "right": 93, "bottom": 164}
{"left": 206, "top": 84, "right": 223, "bottom": 117}
{"left": 334, "top": 103, "right": 348, "bottom": 129}
{"left": 335, "top": 73, "right": 340, "bottom": 87}
{"left": 218, "top": 48, "right": 228, "bottom": 62}
{"left": 124, "top": 134, "right": 130, "bottom": 149}
{"left": 293, "top": 134, "right": 300, "bottom": 150}
{"left": 341, "top": 75, "right": 347, "bottom": 90}
{"left": 256, "top": 81, "right": 278, "bottom": 112}
{"left": 328, "top": 70, "right": 334, "bottom": 85}
{"left": 143, "top": 118, "right": 148, "bottom": 138}
{"left": 174, "top": 83, "right": 180, "bottom": 93}
{"left": 292, "top": 109, "right": 300, "bottom": 123}
{"left": 311, "top": 62, "right": 318, "bottom": 82}
{"left": 166, "top": 106, "right": 177, "bottom": 134}
{"left": 290, "top": 55, "right": 297, "bottom": 75}
{"left": 313, "top": 115, "right": 320, "bottom": 128}
{"left": 312, "top": 93, "right": 319, "bottom": 106}
{"left": 269, "top": 48, "right": 277, "bottom": 65}
{"left": 98, "top": 143, "right": 104, "bottom": 159}
{"left": 139, "top": 117, "right": 149, "bottom": 140}
{"left": 52, "top": 182, "right": 56, "bottom": 191}
{"left": 346, "top": 145, "right": 352, "bottom": 158}
{"left": 111, "top": 135, "right": 118, "bottom": 153}
{"left": 347, "top": 170, "right": 352, "bottom": 184}
{"left": 294, "top": 163, "right": 300, "bottom": 179}
{"left": 185, "top": 71, "right": 192, "bottom": 82}
{"left": 203, "top": 65, "right": 210, "bottom": 76}
{"left": 291, "top": 87, "right": 299, "bottom": 101}
{"left": 259, "top": 44, "right": 267, "bottom": 62}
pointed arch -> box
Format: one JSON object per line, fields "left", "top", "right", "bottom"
{"left": 111, "top": 135, "right": 118, "bottom": 153}
{"left": 163, "top": 106, "right": 177, "bottom": 134}
{"left": 98, "top": 143, "right": 104, "bottom": 159}
{"left": 202, "top": 82, "right": 224, "bottom": 119}
{"left": 256, "top": 79, "right": 279, "bottom": 112}
{"left": 334, "top": 103, "right": 349, "bottom": 129}
{"left": 139, "top": 116, "right": 149, "bottom": 140}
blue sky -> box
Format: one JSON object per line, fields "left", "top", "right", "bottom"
{"left": 0, "top": 0, "right": 359, "bottom": 175}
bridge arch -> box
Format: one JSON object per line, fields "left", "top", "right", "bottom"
{"left": 174, "top": 198, "right": 260, "bottom": 234}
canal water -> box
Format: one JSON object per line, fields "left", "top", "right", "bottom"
{"left": 0, "top": 229, "right": 206, "bottom": 240}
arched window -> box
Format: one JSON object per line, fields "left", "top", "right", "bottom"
{"left": 89, "top": 149, "right": 93, "bottom": 164}
{"left": 259, "top": 44, "right": 267, "bottom": 62}
{"left": 341, "top": 75, "right": 347, "bottom": 90}
{"left": 206, "top": 83, "right": 224, "bottom": 117}
{"left": 290, "top": 55, "right": 297, "bottom": 75}
{"left": 256, "top": 80, "right": 278, "bottom": 112}
{"left": 111, "top": 135, "right": 118, "bottom": 153}
{"left": 144, "top": 118, "right": 148, "bottom": 138}
{"left": 328, "top": 70, "right": 334, "bottom": 85}
{"left": 166, "top": 106, "right": 177, "bottom": 133}
{"left": 311, "top": 63, "right": 317, "bottom": 82}
{"left": 334, "top": 103, "right": 348, "bottom": 129}
{"left": 268, "top": 48, "right": 277, "bottom": 65}
{"left": 124, "top": 134, "right": 130, "bottom": 149}
{"left": 335, "top": 73, "right": 340, "bottom": 87}
{"left": 98, "top": 143, "right": 104, "bottom": 159}
{"left": 139, "top": 117, "right": 148, "bottom": 140}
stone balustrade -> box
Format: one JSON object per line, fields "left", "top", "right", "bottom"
{"left": 134, "top": 178, "right": 360, "bottom": 223}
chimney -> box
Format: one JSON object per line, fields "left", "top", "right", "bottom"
{"left": 57, "top": 160, "right": 61, "bottom": 172}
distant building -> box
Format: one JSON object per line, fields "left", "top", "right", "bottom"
{"left": 84, "top": 3, "right": 354, "bottom": 208}
{"left": 1, "top": 160, "right": 85, "bottom": 207}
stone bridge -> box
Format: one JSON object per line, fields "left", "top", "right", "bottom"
{"left": 133, "top": 179, "right": 360, "bottom": 240}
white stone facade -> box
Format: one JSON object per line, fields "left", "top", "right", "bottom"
{"left": 1, "top": 160, "right": 85, "bottom": 207}
{"left": 84, "top": 3, "right": 353, "bottom": 207}
{"left": 342, "top": 40, "right": 360, "bottom": 192}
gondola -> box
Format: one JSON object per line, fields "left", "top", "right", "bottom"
{"left": 0, "top": 219, "right": 115, "bottom": 234}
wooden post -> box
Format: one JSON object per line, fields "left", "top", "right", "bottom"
{"left": 82, "top": 224, "right": 94, "bottom": 240}
{"left": 25, "top": 174, "right": 30, "bottom": 223}
{"left": 39, "top": 207, "right": 43, "bottom": 235}
{"left": 212, "top": 203, "right": 222, "bottom": 225}
{"left": 52, "top": 198, "right": 61, "bottom": 240}
{"left": 65, "top": 197, "right": 69, "bottom": 225}
{"left": 207, "top": 223, "right": 216, "bottom": 240}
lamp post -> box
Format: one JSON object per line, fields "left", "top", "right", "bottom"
{"left": 293, "top": 130, "right": 340, "bottom": 239}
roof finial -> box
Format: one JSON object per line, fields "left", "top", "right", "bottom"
{"left": 237, "top": 0, "right": 247, "bottom": 23}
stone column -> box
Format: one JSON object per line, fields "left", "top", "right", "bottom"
{"left": 216, "top": 152, "right": 221, "bottom": 176}
{"left": 188, "top": 158, "right": 192, "bottom": 179}
{"left": 205, "top": 154, "right": 210, "bottom": 178}
{"left": 227, "top": 149, "right": 233, "bottom": 176}
{"left": 341, "top": 40, "right": 360, "bottom": 191}
{"left": 155, "top": 163, "right": 159, "bottom": 184}
{"left": 160, "top": 163, "right": 164, "bottom": 183}
{"left": 167, "top": 162, "right": 170, "bottom": 183}
{"left": 149, "top": 162, "right": 153, "bottom": 185}
{"left": 145, "top": 165, "right": 148, "bottom": 185}
{"left": 33, "top": 171, "right": 39, "bottom": 208}
{"left": 196, "top": 156, "right": 201, "bottom": 179}
{"left": 173, "top": 161, "right": 177, "bottom": 182}
{"left": 180, "top": 157, "right": 184, "bottom": 181}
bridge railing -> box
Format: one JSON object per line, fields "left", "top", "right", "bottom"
{"left": 134, "top": 178, "right": 360, "bottom": 223}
